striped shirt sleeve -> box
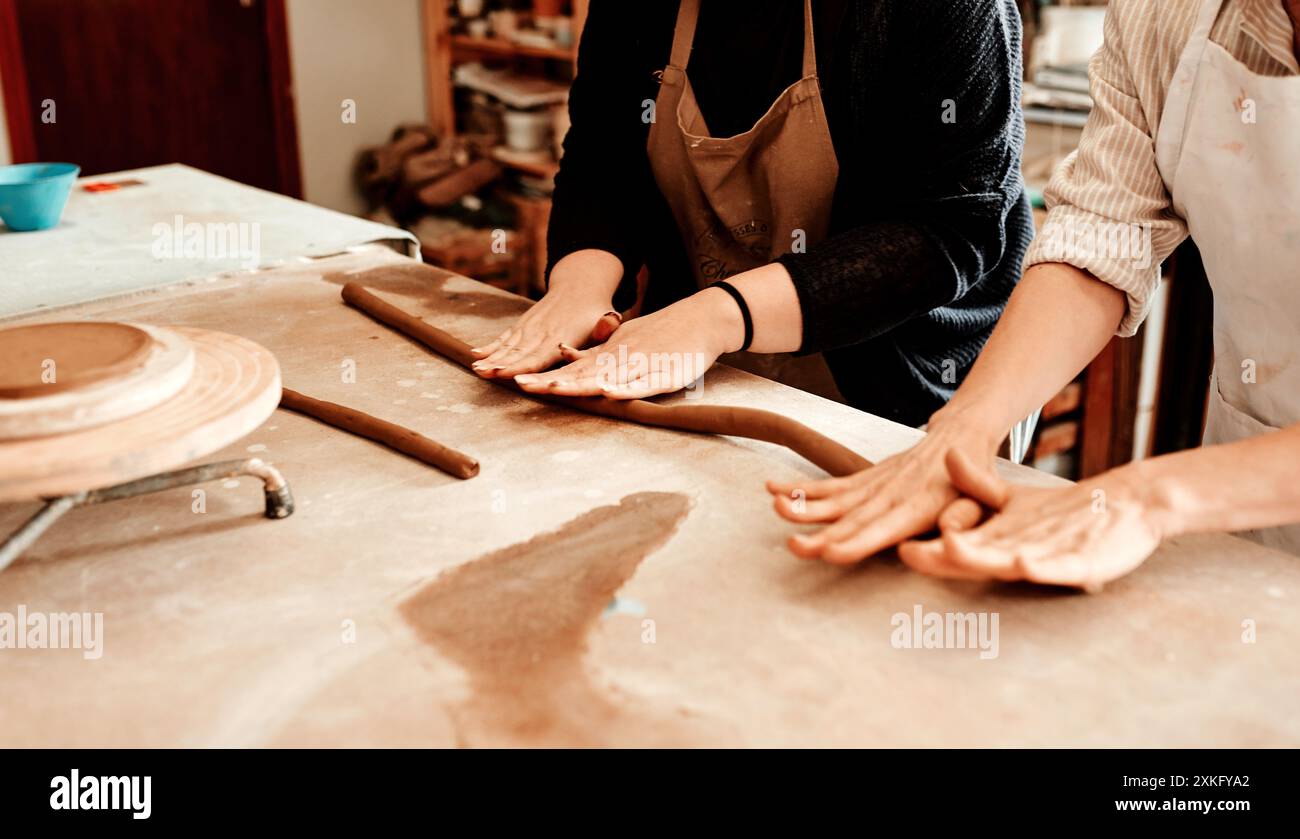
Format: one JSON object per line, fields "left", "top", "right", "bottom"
{"left": 1022, "top": 0, "right": 1191, "bottom": 337}
{"left": 1023, "top": 0, "right": 1300, "bottom": 337}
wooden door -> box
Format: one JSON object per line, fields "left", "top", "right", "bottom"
{"left": 0, "top": 0, "right": 301, "bottom": 196}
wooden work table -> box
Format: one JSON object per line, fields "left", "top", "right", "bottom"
{"left": 0, "top": 247, "right": 1296, "bottom": 747}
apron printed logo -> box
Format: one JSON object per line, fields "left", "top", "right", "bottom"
{"left": 727, "top": 219, "right": 769, "bottom": 240}
{"left": 697, "top": 254, "right": 730, "bottom": 280}
{"left": 693, "top": 219, "right": 773, "bottom": 280}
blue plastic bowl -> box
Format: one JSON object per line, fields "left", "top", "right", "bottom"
{"left": 0, "top": 162, "right": 80, "bottom": 232}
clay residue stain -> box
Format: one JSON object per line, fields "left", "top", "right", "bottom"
{"left": 399, "top": 492, "right": 691, "bottom": 746}
{"left": 321, "top": 262, "right": 527, "bottom": 320}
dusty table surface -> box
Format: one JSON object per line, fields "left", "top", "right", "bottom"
{"left": 0, "top": 248, "right": 1296, "bottom": 747}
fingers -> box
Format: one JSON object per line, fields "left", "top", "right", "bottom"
{"left": 765, "top": 474, "right": 860, "bottom": 502}
{"left": 771, "top": 482, "right": 872, "bottom": 524}
{"left": 790, "top": 492, "right": 929, "bottom": 564}
{"left": 470, "top": 327, "right": 520, "bottom": 372}
{"left": 600, "top": 375, "right": 671, "bottom": 401}
{"left": 938, "top": 529, "right": 1019, "bottom": 579}
{"left": 589, "top": 311, "right": 623, "bottom": 344}
{"left": 469, "top": 332, "right": 506, "bottom": 359}
{"left": 492, "top": 342, "right": 568, "bottom": 379}
{"left": 471, "top": 302, "right": 618, "bottom": 373}
{"left": 476, "top": 331, "right": 574, "bottom": 380}
{"left": 938, "top": 497, "right": 984, "bottom": 533}
{"left": 772, "top": 444, "right": 995, "bottom": 569}
{"left": 932, "top": 507, "right": 1107, "bottom": 588}
{"left": 818, "top": 502, "right": 940, "bottom": 565}
{"left": 522, "top": 346, "right": 707, "bottom": 400}
{"left": 767, "top": 469, "right": 880, "bottom": 523}
{"left": 515, "top": 356, "right": 604, "bottom": 396}
{"left": 904, "top": 529, "right": 1106, "bottom": 589}
{"left": 898, "top": 537, "right": 994, "bottom": 581}
{"left": 787, "top": 488, "right": 897, "bottom": 559}
{"left": 557, "top": 342, "right": 591, "bottom": 363}
{"left": 471, "top": 328, "right": 530, "bottom": 377}
{"left": 944, "top": 448, "right": 1011, "bottom": 510}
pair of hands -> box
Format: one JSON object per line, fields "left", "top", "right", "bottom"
{"left": 768, "top": 420, "right": 1166, "bottom": 590}
{"left": 471, "top": 278, "right": 1166, "bottom": 590}
{"left": 470, "top": 279, "right": 735, "bottom": 400}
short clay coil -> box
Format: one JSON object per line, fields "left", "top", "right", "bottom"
{"left": 280, "top": 388, "right": 479, "bottom": 479}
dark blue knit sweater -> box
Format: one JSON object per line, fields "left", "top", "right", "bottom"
{"left": 547, "top": 0, "right": 1034, "bottom": 426}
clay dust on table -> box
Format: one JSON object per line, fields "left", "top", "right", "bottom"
{"left": 320, "top": 262, "right": 527, "bottom": 321}
{"left": 399, "top": 491, "right": 697, "bottom": 746}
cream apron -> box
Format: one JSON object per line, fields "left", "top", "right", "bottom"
{"left": 646, "top": 0, "right": 844, "bottom": 401}
{"left": 1155, "top": 0, "right": 1300, "bottom": 554}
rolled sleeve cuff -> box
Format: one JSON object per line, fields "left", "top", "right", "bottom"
{"left": 1023, "top": 204, "right": 1162, "bottom": 338}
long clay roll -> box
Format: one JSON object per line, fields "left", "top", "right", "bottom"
{"left": 341, "top": 282, "right": 872, "bottom": 477}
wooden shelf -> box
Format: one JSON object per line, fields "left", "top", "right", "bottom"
{"left": 450, "top": 34, "right": 575, "bottom": 63}
{"left": 424, "top": 0, "right": 588, "bottom": 136}
{"left": 422, "top": 0, "right": 588, "bottom": 297}
{"left": 491, "top": 146, "right": 560, "bottom": 180}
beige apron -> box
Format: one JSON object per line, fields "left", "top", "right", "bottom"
{"left": 646, "top": 0, "right": 844, "bottom": 401}
{"left": 1155, "top": 0, "right": 1300, "bottom": 554}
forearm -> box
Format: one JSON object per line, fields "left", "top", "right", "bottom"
{"left": 930, "top": 262, "right": 1126, "bottom": 446}
{"left": 725, "top": 262, "right": 802, "bottom": 353}
{"left": 662, "top": 262, "right": 803, "bottom": 356}
{"left": 547, "top": 249, "right": 624, "bottom": 304}
{"left": 1137, "top": 424, "right": 1300, "bottom": 538}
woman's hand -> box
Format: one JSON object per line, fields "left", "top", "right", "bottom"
{"left": 514, "top": 285, "right": 744, "bottom": 399}
{"left": 766, "top": 413, "right": 1003, "bottom": 564}
{"left": 471, "top": 250, "right": 623, "bottom": 379}
{"left": 898, "top": 450, "right": 1165, "bottom": 590}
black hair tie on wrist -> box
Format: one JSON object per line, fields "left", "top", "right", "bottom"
{"left": 711, "top": 280, "right": 753, "bottom": 352}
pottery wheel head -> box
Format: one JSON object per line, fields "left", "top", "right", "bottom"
{"left": 0, "top": 321, "right": 155, "bottom": 398}
{"left": 0, "top": 325, "right": 280, "bottom": 500}
{"left": 0, "top": 322, "right": 197, "bottom": 442}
